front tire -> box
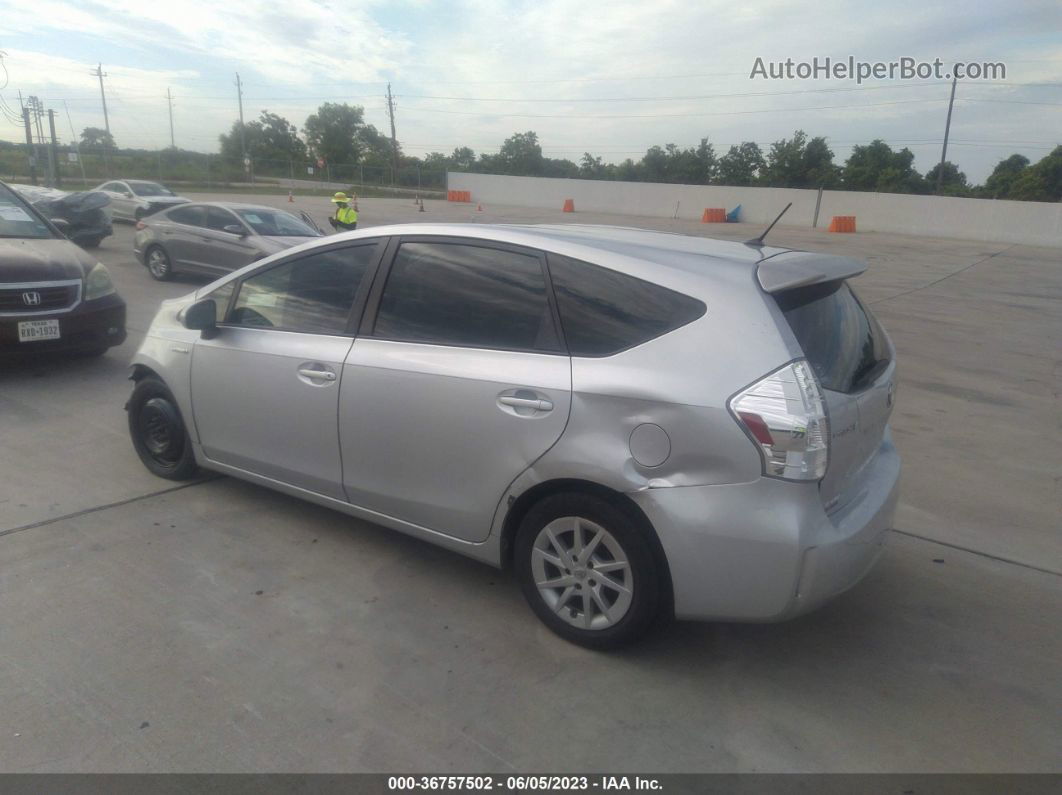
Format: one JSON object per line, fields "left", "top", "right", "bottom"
{"left": 145, "top": 246, "right": 173, "bottom": 281}
{"left": 515, "top": 493, "right": 662, "bottom": 649}
{"left": 127, "top": 377, "right": 198, "bottom": 480}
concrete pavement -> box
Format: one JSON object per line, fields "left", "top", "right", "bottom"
{"left": 1, "top": 196, "right": 1059, "bottom": 771}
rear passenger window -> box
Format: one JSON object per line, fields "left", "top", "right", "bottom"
{"left": 228, "top": 246, "right": 376, "bottom": 334}
{"left": 374, "top": 242, "right": 559, "bottom": 352}
{"left": 205, "top": 207, "right": 240, "bottom": 232}
{"left": 547, "top": 254, "right": 706, "bottom": 356}
{"left": 167, "top": 206, "right": 205, "bottom": 227}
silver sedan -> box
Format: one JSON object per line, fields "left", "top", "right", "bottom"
{"left": 133, "top": 201, "right": 323, "bottom": 281}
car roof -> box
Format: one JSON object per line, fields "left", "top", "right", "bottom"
{"left": 334, "top": 222, "right": 791, "bottom": 275}
{"left": 183, "top": 201, "right": 290, "bottom": 211}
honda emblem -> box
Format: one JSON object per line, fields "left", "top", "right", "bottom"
{"left": 22, "top": 291, "right": 41, "bottom": 306}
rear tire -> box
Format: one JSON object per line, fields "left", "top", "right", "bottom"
{"left": 515, "top": 493, "right": 661, "bottom": 650}
{"left": 145, "top": 246, "right": 174, "bottom": 281}
{"left": 127, "top": 376, "right": 198, "bottom": 480}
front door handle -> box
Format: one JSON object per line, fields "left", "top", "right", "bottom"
{"left": 297, "top": 367, "right": 336, "bottom": 382}
{"left": 498, "top": 395, "right": 553, "bottom": 412}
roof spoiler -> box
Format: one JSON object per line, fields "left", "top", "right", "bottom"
{"left": 756, "top": 251, "right": 867, "bottom": 293}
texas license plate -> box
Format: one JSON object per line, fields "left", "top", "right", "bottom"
{"left": 18, "top": 319, "right": 60, "bottom": 342}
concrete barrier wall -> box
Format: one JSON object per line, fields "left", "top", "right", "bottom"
{"left": 446, "top": 172, "right": 1062, "bottom": 248}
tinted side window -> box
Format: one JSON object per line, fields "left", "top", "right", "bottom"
{"left": 228, "top": 246, "right": 376, "bottom": 334}
{"left": 206, "top": 207, "right": 240, "bottom": 232}
{"left": 167, "top": 206, "right": 205, "bottom": 227}
{"left": 374, "top": 242, "right": 559, "bottom": 351}
{"left": 775, "top": 282, "right": 888, "bottom": 393}
{"left": 547, "top": 254, "right": 706, "bottom": 356}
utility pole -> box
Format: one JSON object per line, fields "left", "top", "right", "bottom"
{"left": 94, "top": 63, "right": 111, "bottom": 176}
{"left": 48, "top": 109, "right": 61, "bottom": 188}
{"left": 28, "top": 97, "right": 52, "bottom": 185}
{"left": 62, "top": 100, "right": 88, "bottom": 187}
{"left": 235, "top": 72, "right": 248, "bottom": 180}
{"left": 22, "top": 107, "right": 37, "bottom": 185}
{"left": 167, "top": 87, "right": 175, "bottom": 149}
{"left": 386, "top": 82, "right": 399, "bottom": 186}
{"left": 936, "top": 75, "right": 958, "bottom": 195}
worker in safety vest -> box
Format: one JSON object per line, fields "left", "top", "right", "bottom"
{"left": 328, "top": 191, "right": 358, "bottom": 231}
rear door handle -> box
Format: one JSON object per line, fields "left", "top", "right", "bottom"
{"left": 297, "top": 367, "right": 336, "bottom": 382}
{"left": 498, "top": 395, "right": 553, "bottom": 412}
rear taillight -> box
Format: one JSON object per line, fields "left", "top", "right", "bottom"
{"left": 135, "top": 221, "right": 146, "bottom": 230}
{"left": 729, "top": 359, "right": 829, "bottom": 481}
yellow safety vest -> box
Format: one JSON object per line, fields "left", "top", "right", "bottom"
{"left": 335, "top": 205, "right": 358, "bottom": 224}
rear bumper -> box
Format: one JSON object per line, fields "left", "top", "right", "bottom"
{"left": 0, "top": 293, "right": 127, "bottom": 354}
{"left": 630, "top": 429, "right": 900, "bottom": 621}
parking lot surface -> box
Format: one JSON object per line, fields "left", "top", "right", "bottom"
{"left": 1, "top": 195, "right": 1059, "bottom": 772}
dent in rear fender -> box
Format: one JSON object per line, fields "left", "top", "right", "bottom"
{"left": 628, "top": 478, "right": 819, "bottom": 620}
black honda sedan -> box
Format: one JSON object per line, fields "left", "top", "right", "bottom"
{"left": 0, "top": 181, "right": 126, "bottom": 356}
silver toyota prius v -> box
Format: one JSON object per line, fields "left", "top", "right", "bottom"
{"left": 126, "top": 223, "right": 900, "bottom": 648}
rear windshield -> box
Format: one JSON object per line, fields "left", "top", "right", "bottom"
{"left": 775, "top": 281, "right": 889, "bottom": 393}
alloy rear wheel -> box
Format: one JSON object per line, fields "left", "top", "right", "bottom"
{"left": 146, "top": 246, "right": 173, "bottom": 281}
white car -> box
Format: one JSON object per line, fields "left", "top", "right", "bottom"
{"left": 94, "top": 179, "right": 190, "bottom": 221}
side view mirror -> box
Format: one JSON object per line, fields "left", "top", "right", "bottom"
{"left": 182, "top": 298, "right": 218, "bottom": 338}
{"left": 50, "top": 218, "right": 72, "bottom": 236}
{"left": 223, "top": 224, "right": 247, "bottom": 237}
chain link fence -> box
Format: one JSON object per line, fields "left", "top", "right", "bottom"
{"left": 0, "top": 146, "right": 447, "bottom": 195}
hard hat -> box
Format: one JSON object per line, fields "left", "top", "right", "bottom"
{"left": 331, "top": 192, "right": 349, "bottom": 203}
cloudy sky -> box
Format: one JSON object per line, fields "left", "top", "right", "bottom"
{"left": 1, "top": 0, "right": 1059, "bottom": 182}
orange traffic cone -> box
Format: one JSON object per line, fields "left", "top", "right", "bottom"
{"left": 562, "top": 198, "right": 575, "bottom": 213}
{"left": 287, "top": 191, "right": 294, "bottom": 203}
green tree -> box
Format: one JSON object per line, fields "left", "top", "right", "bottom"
{"left": 763, "top": 130, "right": 808, "bottom": 187}
{"left": 580, "top": 152, "right": 607, "bottom": 179}
{"left": 1007, "top": 146, "right": 1062, "bottom": 202}
{"left": 80, "top": 127, "right": 115, "bottom": 150}
{"left": 717, "top": 142, "right": 765, "bottom": 186}
{"left": 496, "top": 131, "right": 544, "bottom": 176}
{"left": 842, "top": 140, "right": 925, "bottom": 193}
{"left": 542, "top": 158, "right": 579, "bottom": 178}
{"left": 696, "top": 138, "right": 718, "bottom": 184}
{"left": 451, "top": 146, "right": 476, "bottom": 171}
{"left": 925, "top": 161, "right": 969, "bottom": 196}
{"left": 983, "top": 154, "right": 1030, "bottom": 199}
{"left": 763, "top": 131, "right": 838, "bottom": 188}
{"left": 802, "top": 136, "right": 839, "bottom": 188}
{"left": 219, "top": 110, "right": 306, "bottom": 165}
{"left": 303, "top": 102, "right": 369, "bottom": 165}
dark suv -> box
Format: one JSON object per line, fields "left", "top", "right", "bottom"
{"left": 0, "top": 181, "right": 126, "bottom": 356}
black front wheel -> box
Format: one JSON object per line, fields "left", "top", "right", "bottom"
{"left": 127, "top": 377, "right": 198, "bottom": 480}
